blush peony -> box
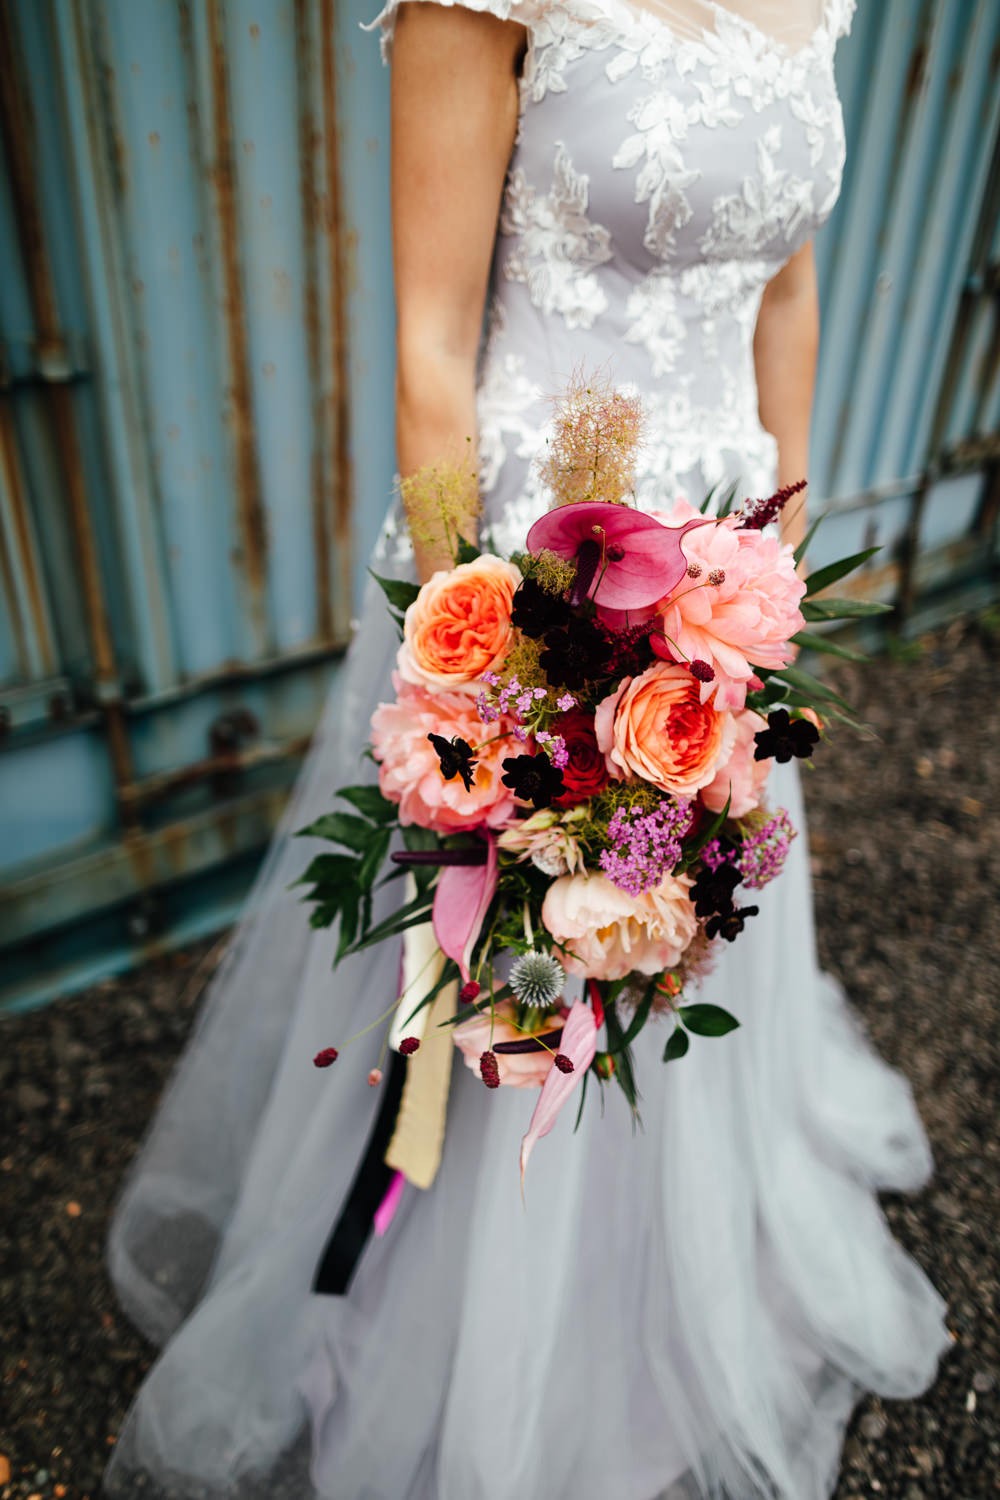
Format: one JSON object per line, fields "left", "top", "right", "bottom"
{"left": 594, "top": 661, "right": 736, "bottom": 797}
{"left": 397, "top": 554, "right": 521, "bottom": 693}
{"left": 371, "top": 675, "right": 516, "bottom": 833}
{"left": 702, "top": 707, "right": 772, "bottom": 818}
{"left": 653, "top": 499, "right": 806, "bottom": 711}
{"left": 541, "top": 870, "right": 698, "bottom": 981}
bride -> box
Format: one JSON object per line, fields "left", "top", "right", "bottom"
{"left": 105, "top": 2, "right": 950, "bottom": 1495}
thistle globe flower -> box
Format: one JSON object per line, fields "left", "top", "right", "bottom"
{"left": 510, "top": 950, "right": 566, "bottom": 1008}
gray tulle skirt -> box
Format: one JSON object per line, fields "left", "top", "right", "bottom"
{"left": 104, "top": 548, "right": 950, "bottom": 1500}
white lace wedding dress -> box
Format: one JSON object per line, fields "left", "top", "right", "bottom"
{"left": 105, "top": 3, "right": 950, "bottom": 1496}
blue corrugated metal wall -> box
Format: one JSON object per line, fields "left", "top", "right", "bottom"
{"left": 0, "top": 0, "right": 997, "bottom": 1010}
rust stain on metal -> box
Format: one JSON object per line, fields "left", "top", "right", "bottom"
{"left": 904, "top": 41, "right": 928, "bottom": 101}
{"left": 295, "top": 0, "right": 332, "bottom": 640}
{"left": 205, "top": 0, "right": 270, "bottom": 639}
{"left": 321, "top": 0, "right": 354, "bottom": 640}
{"left": 0, "top": 403, "right": 57, "bottom": 676}
{"left": 119, "top": 732, "right": 311, "bottom": 813}
{"left": 0, "top": 4, "right": 138, "bottom": 817}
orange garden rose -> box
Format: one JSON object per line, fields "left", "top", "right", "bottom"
{"left": 594, "top": 661, "right": 736, "bottom": 797}
{"left": 398, "top": 555, "right": 522, "bottom": 693}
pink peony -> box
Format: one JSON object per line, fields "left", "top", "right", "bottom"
{"left": 541, "top": 869, "right": 697, "bottom": 981}
{"left": 701, "top": 708, "right": 772, "bottom": 818}
{"left": 653, "top": 499, "right": 805, "bottom": 712}
{"left": 452, "top": 1005, "right": 558, "bottom": 1088}
{"left": 371, "top": 675, "right": 516, "bottom": 833}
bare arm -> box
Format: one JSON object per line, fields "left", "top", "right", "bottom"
{"left": 752, "top": 239, "right": 820, "bottom": 558}
{"left": 390, "top": 2, "right": 527, "bottom": 581}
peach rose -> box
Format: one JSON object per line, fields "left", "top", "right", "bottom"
{"left": 594, "top": 662, "right": 736, "bottom": 797}
{"left": 541, "top": 870, "right": 698, "bottom": 981}
{"left": 397, "top": 555, "right": 522, "bottom": 693}
{"left": 452, "top": 1004, "right": 557, "bottom": 1088}
{"left": 702, "top": 708, "right": 771, "bottom": 819}
{"left": 370, "top": 675, "right": 516, "bottom": 833}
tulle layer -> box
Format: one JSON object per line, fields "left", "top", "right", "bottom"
{"left": 105, "top": 544, "right": 949, "bottom": 1499}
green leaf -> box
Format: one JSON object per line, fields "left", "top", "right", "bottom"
{"left": 699, "top": 480, "right": 722, "bottom": 515}
{"left": 793, "top": 512, "right": 824, "bottom": 568}
{"left": 357, "top": 826, "right": 392, "bottom": 891}
{"left": 676, "top": 792, "right": 731, "bottom": 872}
{"left": 803, "top": 547, "right": 881, "bottom": 598}
{"left": 334, "top": 887, "right": 362, "bottom": 961}
{"left": 295, "top": 852, "right": 358, "bottom": 890}
{"left": 663, "top": 1026, "right": 690, "bottom": 1062}
{"left": 801, "top": 597, "right": 893, "bottom": 622}
{"left": 369, "top": 569, "right": 421, "bottom": 614}
{"left": 620, "top": 980, "right": 657, "bottom": 1048}
{"left": 716, "top": 478, "right": 740, "bottom": 519}
{"left": 340, "top": 894, "right": 435, "bottom": 957}
{"left": 400, "top": 959, "right": 460, "bottom": 1029}
{"left": 791, "top": 630, "right": 868, "bottom": 663}
{"left": 338, "top": 784, "right": 397, "bottom": 823}
{"left": 603, "top": 1004, "right": 639, "bottom": 1111}
{"left": 573, "top": 1071, "right": 590, "bottom": 1132}
{"left": 297, "top": 811, "right": 375, "bottom": 852}
{"left": 307, "top": 898, "right": 343, "bottom": 930}
{"left": 768, "top": 663, "right": 854, "bottom": 711}
{"left": 677, "top": 1003, "right": 740, "bottom": 1037}
{"left": 455, "top": 536, "right": 481, "bottom": 565}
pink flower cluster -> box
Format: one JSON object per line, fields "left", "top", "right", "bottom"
{"left": 599, "top": 801, "right": 694, "bottom": 896}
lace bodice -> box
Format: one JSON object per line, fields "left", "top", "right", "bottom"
{"left": 367, "top": 0, "right": 855, "bottom": 556}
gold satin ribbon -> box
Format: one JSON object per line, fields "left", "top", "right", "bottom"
{"left": 384, "top": 900, "right": 456, "bottom": 1190}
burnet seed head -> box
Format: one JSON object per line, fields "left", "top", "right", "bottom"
{"left": 509, "top": 950, "right": 566, "bottom": 1008}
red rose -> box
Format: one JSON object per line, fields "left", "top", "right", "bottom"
{"left": 553, "top": 709, "right": 608, "bottom": 807}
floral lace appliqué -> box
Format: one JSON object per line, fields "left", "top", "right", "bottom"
{"left": 500, "top": 141, "right": 614, "bottom": 328}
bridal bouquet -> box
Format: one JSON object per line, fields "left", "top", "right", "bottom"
{"left": 299, "top": 378, "right": 883, "bottom": 1183}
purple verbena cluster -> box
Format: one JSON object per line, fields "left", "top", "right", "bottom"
{"left": 477, "top": 674, "right": 574, "bottom": 765}
{"left": 477, "top": 672, "right": 547, "bottom": 724}
{"left": 599, "top": 800, "right": 694, "bottom": 896}
{"left": 700, "top": 809, "right": 795, "bottom": 891}
{"left": 534, "top": 729, "right": 569, "bottom": 769}
{"left": 737, "top": 809, "right": 795, "bottom": 889}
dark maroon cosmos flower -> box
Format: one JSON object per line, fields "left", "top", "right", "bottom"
{"left": 705, "top": 905, "right": 760, "bottom": 941}
{"left": 501, "top": 752, "right": 566, "bottom": 809}
{"left": 690, "top": 862, "right": 742, "bottom": 919}
{"left": 539, "top": 619, "right": 612, "bottom": 689}
{"left": 428, "top": 732, "right": 478, "bottom": 791}
{"left": 753, "top": 709, "right": 819, "bottom": 764}
{"left": 511, "top": 577, "right": 571, "bottom": 638}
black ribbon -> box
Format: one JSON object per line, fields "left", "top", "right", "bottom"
{"left": 311, "top": 1048, "right": 407, "bottom": 1296}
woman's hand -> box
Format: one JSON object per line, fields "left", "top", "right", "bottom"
{"left": 753, "top": 239, "right": 819, "bottom": 568}
{"left": 390, "top": 2, "right": 527, "bottom": 582}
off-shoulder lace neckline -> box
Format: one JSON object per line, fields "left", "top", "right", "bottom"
{"left": 601, "top": 0, "right": 839, "bottom": 62}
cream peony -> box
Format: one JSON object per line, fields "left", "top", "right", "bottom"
{"left": 541, "top": 869, "right": 698, "bottom": 981}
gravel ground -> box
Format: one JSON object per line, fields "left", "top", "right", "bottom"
{"left": 1, "top": 617, "right": 997, "bottom": 1500}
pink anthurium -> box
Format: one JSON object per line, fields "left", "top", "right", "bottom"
{"left": 432, "top": 834, "right": 498, "bottom": 984}
{"left": 526, "top": 502, "right": 708, "bottom": 612}
{"left": 519, "top": 999, "right": 599, "bottom": 1189}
